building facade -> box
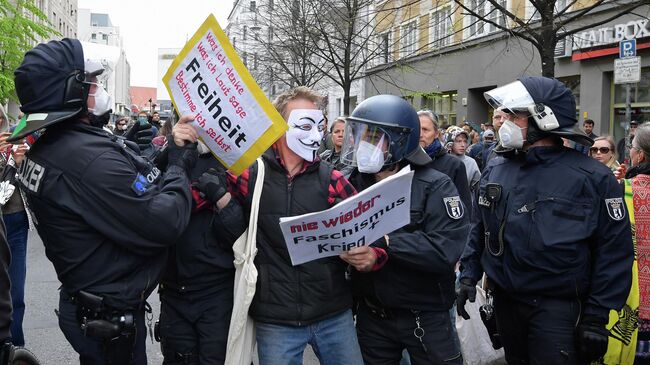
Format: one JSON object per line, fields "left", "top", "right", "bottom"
{"left": 365, "top": 0, "right": 650, "bottom": 141}
{"left": 77, "top": 10, "right": 131, "bottom": 117}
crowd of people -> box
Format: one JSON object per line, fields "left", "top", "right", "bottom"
{"left": 0, "top": 37, "right": 643, "bottom": 365}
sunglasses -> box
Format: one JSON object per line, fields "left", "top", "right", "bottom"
{"left": 589, "top": 147, "right": 611, "bottom": 154}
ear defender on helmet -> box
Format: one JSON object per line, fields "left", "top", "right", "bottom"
{"left": 62, "top": 70, "right": 90, "bottom": 110}
{"left": 527, "top": 103, "right": 559, "bottom": 131}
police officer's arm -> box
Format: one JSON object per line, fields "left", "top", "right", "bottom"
{"left": 211, "top": 197, "right": 247, "bottom": 247}
{"left": 586, "top": 173, "right": 634, "bottom": 319}
{"left": 78, "top": 150, "right": 192, "bottom": 255}
{"left": 386, "top": 178, "right": 470, "bottom": 273}
{"left": 459, "top": 189, "right": 485, "bottom": 284}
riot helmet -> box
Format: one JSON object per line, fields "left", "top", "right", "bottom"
{"left": 11, "top": 38, "right": 112, "bottom": 141}
{"left": 341, "top": 95, "right": 430, "bottom": 173}
{"left": 484, "top": 76, "right": 592, "bottom": 147}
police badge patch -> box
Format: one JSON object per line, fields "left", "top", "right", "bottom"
{"left": 443, "top": 196, "right": 464, "bottom": 220}
{"left": 605, "top": 197, "right": 626, "bottom": 221}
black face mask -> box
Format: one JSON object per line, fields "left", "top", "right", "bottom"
{"left": 88, "top": 110, "right": 112, "bottom": 128}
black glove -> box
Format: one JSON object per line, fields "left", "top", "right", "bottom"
{"left": 166, "top": 135, "right": 198, "bottom": 174}
{"left": 456, "top": 277, "right": 477, "bottom": 320}
{"left": 196, "top": 168, "right": 228, "bottom": 202}
{"left": 125, "top": 122, "right": 154, "bottom": 150}
{"left": 575, "top": 315, "right": 609, "bottom": 362}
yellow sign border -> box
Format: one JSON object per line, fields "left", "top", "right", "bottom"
{"left": 163, "top": 14, "right": 287, "bottom": 175}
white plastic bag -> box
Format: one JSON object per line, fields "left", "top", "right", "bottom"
{"left": 456, "top": 285, "right": 507, "bottom": 365}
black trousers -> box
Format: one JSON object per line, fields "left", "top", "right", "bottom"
{"left": 356, "top": 302, "right": 462, "bottom": 365}
{"left": 493, "top": 290, "right": 587, "bottom": 365}
{"left": 159, "top": 287, "right": 233, "bottom": 365}
{"left": 58, "top": 291, "right": 147, "bottom": 365}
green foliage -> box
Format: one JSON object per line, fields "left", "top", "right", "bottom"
{"left": 0, "top": 0, "right": 57, "bottom": 102}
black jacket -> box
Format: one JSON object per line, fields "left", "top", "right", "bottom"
{"left": 160, "top": 154, "right": 244, "bottom": 294}
{"left": 18, "top": 121, "right": 192, "bottom": 310}
{"left": 241, "top": 150, "right": 352, "bottom": 326}
{"left": 426, "top": 147, "right": 472, "bottom": 217}
{"left": 461, "top": 146, "right": 633, "bottom": 319}
{"left": 351, "top": 165, "right": 470, "bottom": 310}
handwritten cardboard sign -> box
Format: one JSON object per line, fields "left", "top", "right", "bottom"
{"left": 163, "top": 14, "right": 288, "bottom": 175}
{"left": 279, "top": 166, "right": 414, "bottom": 266}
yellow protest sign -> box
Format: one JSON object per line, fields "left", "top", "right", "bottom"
{"left": 163, "top": 14, "right": 287, "bottom": 175}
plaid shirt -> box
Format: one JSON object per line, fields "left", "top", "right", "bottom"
{"left": 227, "top": 145, "right": 387, "bottom": 270}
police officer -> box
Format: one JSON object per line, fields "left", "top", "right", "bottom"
{"left": 157, "top": 137, "right": 246, "bottom": 364}
{"left": 10, "top": 38, "right": 197, "bottom": 364}
{"left": 343, "top": 95, "right": 470, "bottom": 364}
{"left": 456, "top": 77, "right": 634, "bottom": 364}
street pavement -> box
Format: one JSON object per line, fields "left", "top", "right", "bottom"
{"left": 23, "top": 231, "right": 319, "bottom": 364}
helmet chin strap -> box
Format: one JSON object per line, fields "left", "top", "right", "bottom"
{"left": 88, "top": 110, "right": 111, "bottom": 128}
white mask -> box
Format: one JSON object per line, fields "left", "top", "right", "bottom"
{"left": 285, "top": 109, "right": 325, "bottom": 162}
{"left": 498, "top": 120, "right": 526, "bottom": 149}
{"left": 88, "top": 83, "right": 112, "bottom": 116}
{"left": 356, "top": 139, "right": 385, "bottom": 173}
{"left": 197, "top": 140, "right": 211, "bottom": 155}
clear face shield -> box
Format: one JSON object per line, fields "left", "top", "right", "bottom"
{"left": 484, "top": 80, "right": 559, "bottom": 132}
{"left": 341, "top": 121, "right": 392, "bottom": 173}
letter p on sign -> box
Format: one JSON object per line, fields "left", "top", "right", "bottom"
{"left": 620, "top": 39, "right": 636, "bottom": 58}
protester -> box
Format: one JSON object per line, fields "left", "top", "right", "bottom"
{"left": 320, "top": 116, "right": 353, "bottom": 177}
{"left": 417, "top": 110, "right": 471, "bottom": 215}
{"left": 457, "top": 76, "right": 634, "bottom": 364}
{"left": 113, "top": 117, "right": 129, "bottom": 137}
{"left": 343, "top": 95, "right": 468, "bottom": 364}
{"left": 590, "top": 136, "right": 620, "bottom": 173}
{"left": 151, "top": 111, "right": 163, "bottom": 131}
{"left": 575, "top": 119, "right": 598, "bottom": 155}
{"left": 625, "top": 123, "right": 650, "bottom": 363}
{"left": 444, "top": 126, "right": 480, "bottom": 192}
{"left": 468, "top": 129, "right": 495, "bottom": 171}
{"left": 224, "top": 86, "right": 371, "bottom": 364}
{"left": 126, "top": 111, "right": 158, "bottom": 158}
{"left": 157, "top": 131, "right": 246, "bottom": 364}
{"left": 0, "top": 218, "right": 13, "bottom": 364}
{"left": 10, "top": 38, "right": 198, "bottom": 364}
{"left": 0, "top": 126, "right": 29, "bottom": 348}
{"left": 618, "top": 120, "right": 640, "bottom": 164}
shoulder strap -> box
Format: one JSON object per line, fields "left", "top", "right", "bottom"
{"left": 245, "top": 157, "right": 265, "bottom": 253}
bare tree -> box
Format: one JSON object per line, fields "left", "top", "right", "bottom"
{"left": 453, "top": 0, "right": 648, "bottom": 77}
{"left": 253, "top": 0, "right": 331, "bottom": 92}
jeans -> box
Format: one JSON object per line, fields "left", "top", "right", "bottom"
{"left": 3, "top": 211, "right": 28, "bottom": 346}
{"left": 256, "top": 309, "right": 363, "bottom": 365}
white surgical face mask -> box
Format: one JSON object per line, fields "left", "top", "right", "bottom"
{"left": 356, "top": 139, "right": 385, "bottom": 173}
{"left": 285, "top": 109, "right": 325, "bottom": 162}
{"left": 197, "top": 140, "right": 210, "bottom": 155}
{"left": 498, "top": 119, "right": 526, "bottom": 149}
{"left": 88, "top": 83, "right": 112, "bottom": 116}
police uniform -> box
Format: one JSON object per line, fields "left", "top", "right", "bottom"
{"left": 460, "top": 146, "right": 633, "bottom": 364}
{"left": 351, "top": 165, "right": 469, "bottom": 365}
{"left": 19, "top": 121, "right": 193, "bottom": 364}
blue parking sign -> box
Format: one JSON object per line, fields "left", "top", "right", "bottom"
{"left": 620, "top": 39, "right": 637, "bottom": 58}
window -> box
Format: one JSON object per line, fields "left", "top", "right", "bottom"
{"left": 400, "top": 20, "right": 418, "bottom": 58}
{"left": 91, "top": 33, "right": 96, "bottom": 40}
{"left": 250, "top": 1, "right": 256, "bottom": 12}
{"left": 376, "top": 31, "right": 392, "bottom": 65}
{"left": 242, "top": 52, "right": 248, "bottom": 67}
{"left": 466, "top": 0, "right": 506, "bottom": 38}
{"left": 528, "top": 0, "right": 571, "bottom": 21}
{"left": 612, "top": 67, "right": 650, "bottom": 142}
{"left": 102, "top": 34, "right": 108, "bottom": 40}
{"left": 269, "top": 0, "right": 274, "bottom": 11}
{"left": 421, "top": 91, "right": 458, "bottom": 126}
{"left": 233, "top": 37, "right": 236, "bottom": 49}
{"left": 243, "top": 26, "right": 247, "bottom": 41}
{"left": 268, "top": 26, "right": 274, "bottom": 42}
{"left": 253, "top": 53, "right": 258, "bottom": 70}
{"left": 430, "top": 7, "right": 452, "bottom": 49}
